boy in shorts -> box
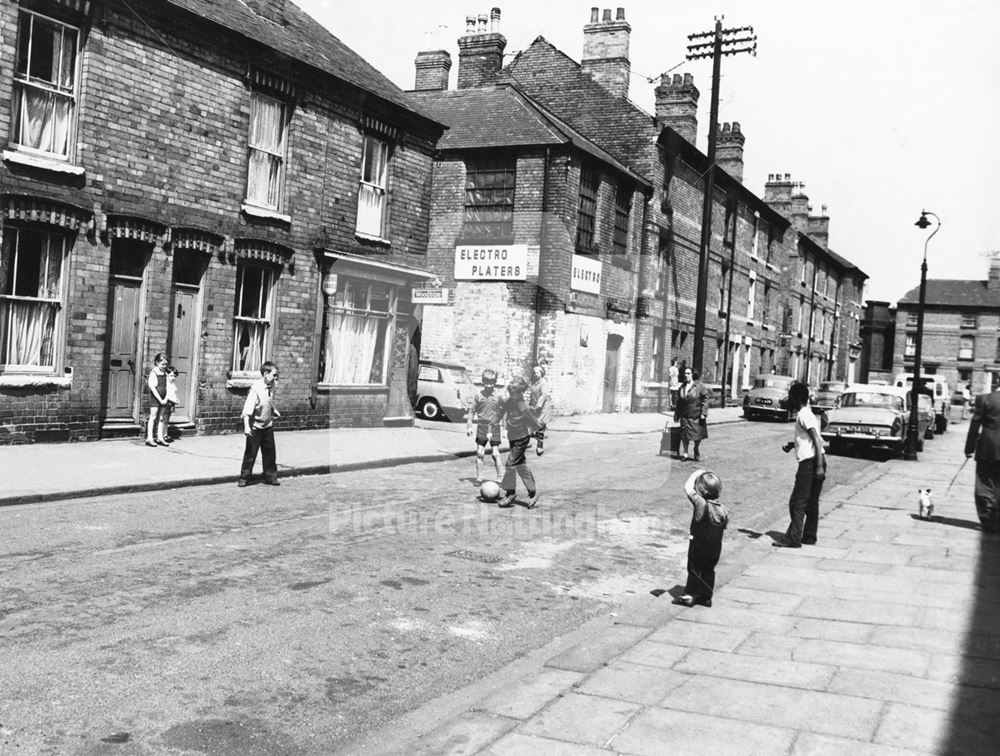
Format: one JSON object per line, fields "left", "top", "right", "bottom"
{"left": 466, "top": 368, "right": 503, "bottom": 483}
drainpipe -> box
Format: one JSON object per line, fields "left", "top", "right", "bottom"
{"left": 631, "top": 197, "right": 651, "bottom": 412}
{"left": 531, "top": 148, "right": 551, "bottom": 368}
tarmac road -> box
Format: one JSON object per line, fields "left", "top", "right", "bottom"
{"left": 0, "top": 420, "right": 875, "bottom": 754}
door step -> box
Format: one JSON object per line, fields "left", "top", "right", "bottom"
{"left": 101, "top": 421, "right": 143, "bottom": 440}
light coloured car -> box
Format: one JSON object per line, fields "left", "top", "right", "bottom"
{"left": 822, "top": 384, "right": 931, "bottom": 456}
{"left": 743, "top": 374, "right": 795, "bottom": 421}
{"left": 894, "top": 373, "right": 950, "bottom": 434}
{"left": 414, "top": 360, "right": 475, "bottom": 421}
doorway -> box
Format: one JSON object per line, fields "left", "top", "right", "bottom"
{"left": 168, "top": 249, "right": 206, "bottom": 424}
{"left": 103, "top": 241, "right": 148, "bottom": 422}
{"left": 603, "top": 334, "right": 623, "bottom": 413}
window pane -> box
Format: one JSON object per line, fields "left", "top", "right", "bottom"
{"left": 320, "top": 276, "right": 395, "bottom": 385}
{"left": 0, "top": 226, "right": 64, "bottom": 367}
{"left": 463, "top": 157, "right": 515, "bottom": 239}
{"left": 576, "top": 163, "right": 598, "bottom": 250}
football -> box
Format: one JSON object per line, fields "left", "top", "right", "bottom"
{"left": 480, "top": 480, "right": 501, "bottom": 501}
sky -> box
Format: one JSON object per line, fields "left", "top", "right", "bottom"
{"left": 299, "top": 0, "right": 1000, "bottom": 304}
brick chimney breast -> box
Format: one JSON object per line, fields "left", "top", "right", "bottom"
{"left": 582, "top": 7, "right": 631, "bottom": 99}
{"left": 414, "top": 50, "right": 452, "bottom": 91}
{"left": 456, "top": 8, "right": 506, "bottom": 89}
{"left": 245, "top": 0, "right": 286, "bottom": 25}
{"left": 989, "top": 252, "right": 1000, "bottom": 291}
{"left": 655, "top": 72, "right": 699, "bottom": 145}
{"left": 807, "top": 204, "right": 830, "bottom": 249}
{"left": 716, "top": 121, "right": 745, "bottom": 183}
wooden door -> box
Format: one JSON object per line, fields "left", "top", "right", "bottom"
{"left": 602, "top": 335, "right": 622, "bottom": 413}
{"left": 104, "top": 277, "right": 142, "bottom": 419}
{"left": 168, "top": 285, "right": 199, "bottom": 422}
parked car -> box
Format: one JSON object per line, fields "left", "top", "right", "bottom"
{"left": 822, "top": 384, "right": 931, "bottom": 456}
{"left": 917, "top": 393, "right": 935, "bottom": 440}
{"left": 414, "top": 360, "right": 475, "bottom": 421}
{"left": 743, "top": 374, "right": 795, "bottom": 421}
{"left": 894, "top": 372, "right": 950, "bottom": 434}
{"left": 811, "top": 381, "right": 850, "bottom": 414}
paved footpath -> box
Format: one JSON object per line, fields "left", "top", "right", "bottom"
{"left": 345, "top": 423, "right": 1000, "bottom": 756}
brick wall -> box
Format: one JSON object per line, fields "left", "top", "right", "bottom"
{"left": 0, "top": 0, "right": 439, "bottom": 443}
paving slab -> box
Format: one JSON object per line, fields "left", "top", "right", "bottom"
{"left": 791, "top": 732, "right": 927, "bottom": 756}
{"left": 646, "top": 618, "right": 752, "bottom": 652}
{"left": 518, "top": 692, "right": 641, "bottom": 746}
{"left": 736, "top": 631, "right": 931, "bottom": 676}
{"left": 658, "top": 676, "right": 884, "bottom": 740}
{"left": 543, "top": 624, "right": 650, "bottom": 674}
{"left": 475, "top": 668, "right": 583, "bottom": 720}
{"left": 480, "top": 732, "right": 609, "bottom": 756}
{"left": 611, "top": 707, "right": 797, "bottom": 756}
{"left": 673, "top": 646, "right": 837, "bottom": 689}
{"left": 794, "top": 595, "right": 922, "bottom": 626}
{"left": 827, "top": 667, "right": 959, "bottom": 709}
{"left": 576, "top": 661, "right": 688, "bottom": 704}
{"left": 410, "top": 711, "right": 517, "bottom": 756}
{"left": 873, "top": 701, "right": 950, "bottom": 752}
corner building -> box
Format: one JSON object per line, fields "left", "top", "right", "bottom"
{"left": 0, "top": 0, "right": 444, "bottom": 443}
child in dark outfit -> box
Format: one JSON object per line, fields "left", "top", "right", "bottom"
{"left": 497, "top": 376, "right": 541, "bottom": 509}
{"left": 673, "top": 468, "right": 728, "bottom": 607}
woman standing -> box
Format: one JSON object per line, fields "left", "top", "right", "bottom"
{"left": 674, "top": 366, "right": 709, "bottom": 461}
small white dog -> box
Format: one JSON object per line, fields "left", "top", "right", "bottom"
{"left": 918, "top": 488, "right": 934, "bottom": 520}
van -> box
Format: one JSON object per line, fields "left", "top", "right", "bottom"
{"left": 894, "top": 373, "right": 950, "bottom": 433}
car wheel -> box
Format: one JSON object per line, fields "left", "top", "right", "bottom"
{"left": 419, "top": 398, "right": 442, "bottom": 420}
{"left": 744, "top": 409, "right": 755, "bottom": 420}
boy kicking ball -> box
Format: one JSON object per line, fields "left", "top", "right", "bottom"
{"left": 467, "top": 369, "right": 503, "bottom": 484}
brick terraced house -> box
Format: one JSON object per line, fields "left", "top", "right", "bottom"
{"left": 409, "top": 7, "right": 868, "bottom": 413}
{"left": 0, "top": 0, "right": 444, "bottom": 443}
{"left": 893, "top": 254, "right": 1000, "bottom": 395}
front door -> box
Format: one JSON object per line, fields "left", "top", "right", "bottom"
{"left": 103, "top": 241, "right": 148, "bottom": 421}
{"left": 603, "top": 334, "right": 622, "bottom": 413}
{"left": 104, "top": 278, "right": 142, "bottom": 419}
{"left": 168, "top": 249, "right": 206, "bottom": 423}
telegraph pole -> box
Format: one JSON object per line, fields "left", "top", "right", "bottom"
{"left": 686, "top": 18, "right": 756, "bottom": 375}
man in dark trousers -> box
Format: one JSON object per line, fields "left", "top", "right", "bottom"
{"left": 964, "top": 385, "right": 1000, "bottom": 533}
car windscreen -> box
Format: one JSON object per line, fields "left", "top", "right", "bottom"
{"left": 753, "top": 378, "right": 792, "bottom": 389}
{"left": 819, "top": 382, "right": 843, "bottom": 392}
{"left": 448, "top": 368, "right": 474, "bottom": 386}
{"left": 840, "top": 392, "right": 904, "bottom": 412}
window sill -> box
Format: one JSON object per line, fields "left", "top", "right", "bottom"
{"left": 241, "top": 202, "right": 291, "bottom": 224}
{"left": 0, "top": 374, "right": 72, "bottom": 388}
{"left": 3, "top": 149, "right": 85, "bottom": 177}
{"left": 226, "top": 374, "right": 258, "bottom": 389}
{"left": 355, "top": 232, "right": 391, "bottom": 247}
{"left": 455, "top": 235, "right": 515, "bottom": 246}
{"left": 316, "top": 384, "right": 389, "bottom": 393}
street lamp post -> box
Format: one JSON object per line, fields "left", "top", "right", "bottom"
{"left": 905, "top": 210, "right": 941, "bottom": 460}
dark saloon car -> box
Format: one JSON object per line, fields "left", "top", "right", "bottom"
{"left": 743, "top": 375, "right": 795, "bottom": 421}
{"left": 811, "top": 381, "right": 850, "bottom": 414}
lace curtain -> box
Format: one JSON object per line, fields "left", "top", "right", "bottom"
{"left": 322, "top": 313, "right": 380, "bottom": 385}
{"left": 246, "top": 94, "right": 285, "bottom": 208}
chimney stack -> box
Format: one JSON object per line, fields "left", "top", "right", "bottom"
{"left": 988, "top": 252, "right": 1000, "bottom": 291}
{"left": 655, "top": 73, "right": 699, "bottom": 145}
{"left": 715, "top": 122, "right": 745, "bottom": 183}
{"left": 582, "top": 7, "right": 631, "bottom": 99}
{"left": 457, "top": 7, "right": 506, "bottom": 89}
{"left": 245, "top": 0, "right": 286, "bottom": 24}
{"left": 414, "top": 50, "right": 452, "bottom": 91}
{"left": 807, "top": 204, "right": 830, "bottom": 249}
{"left": 764, "top": 173, "right": 802, "bottom": 228}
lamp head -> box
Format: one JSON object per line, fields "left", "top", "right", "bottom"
{"left": 915, "top": 211, "right": 932, "bottom": 229}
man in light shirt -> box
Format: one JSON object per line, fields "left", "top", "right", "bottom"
{"left": 238, "top": 361, "right": 281, "bottom": 487}
{"left": 777, "top": 381, "right": 827, "bottom": 547}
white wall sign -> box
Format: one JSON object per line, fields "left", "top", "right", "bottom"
{"left": 570, "top": 254, "right": 602, "bottom": 294}
{"left": 411, "top": 287, "right": 449, "bottom": 304}
{"left": 454, "top": 244, "right": 527, "bottom": 281}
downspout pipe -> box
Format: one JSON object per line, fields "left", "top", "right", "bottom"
{"left": 531, "top": 148, "right": 551, "bottom": 368}
{"left": 631, "top": 196, "right": 651, "bottom": 412}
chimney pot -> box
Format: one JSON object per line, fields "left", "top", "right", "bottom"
{"left": 477, "top": 14, "right": 488, "bottom": 32}
{"left": 768, "top": 174, "right": 774, "bottom": 181}
{"left": 672, "top": 73, "right": 682, "bottom": 85}
{"left": 616, "top": 7, "right": 625, "bottom": 20}
{"left": 590, "top": 7, "right": 599, "bottom": 22}
{"left": 784, "top": 173, "right": 791, "bottom": 181}
{"left": 732, "top": 121, "right": 741, "bottom": 133}
{"left": 602, "top": 8, "right": 612, "bottom": 22}
{"left": 582, "top": 6, "right": 632, "bottom": 98}
{"left": 490, "top": 7, "right": 501, "bottom": 32}
{"left": 656, "top": 69, "right": 699, "bottom": 145}
{"left": 683, "top": 73, "right": 693, "bottom": 86}
{"left": 466, "top": 15, "right": 476, "bottom": 33}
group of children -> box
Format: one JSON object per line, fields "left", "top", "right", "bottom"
{"left": 466, "top": 365, "right": 551, "bottom": 509}
{"left": 145, "top": 352, "right": 180, "bottom": 447}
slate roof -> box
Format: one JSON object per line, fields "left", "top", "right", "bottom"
{"left": 166, "top": 0, "right": 441, "bottom": 127}
{"left": 898, "top": 280, "right": 1000, "bottom": 308}
{"left": 409, "top": 85, "right": 651, "bottom": 189}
